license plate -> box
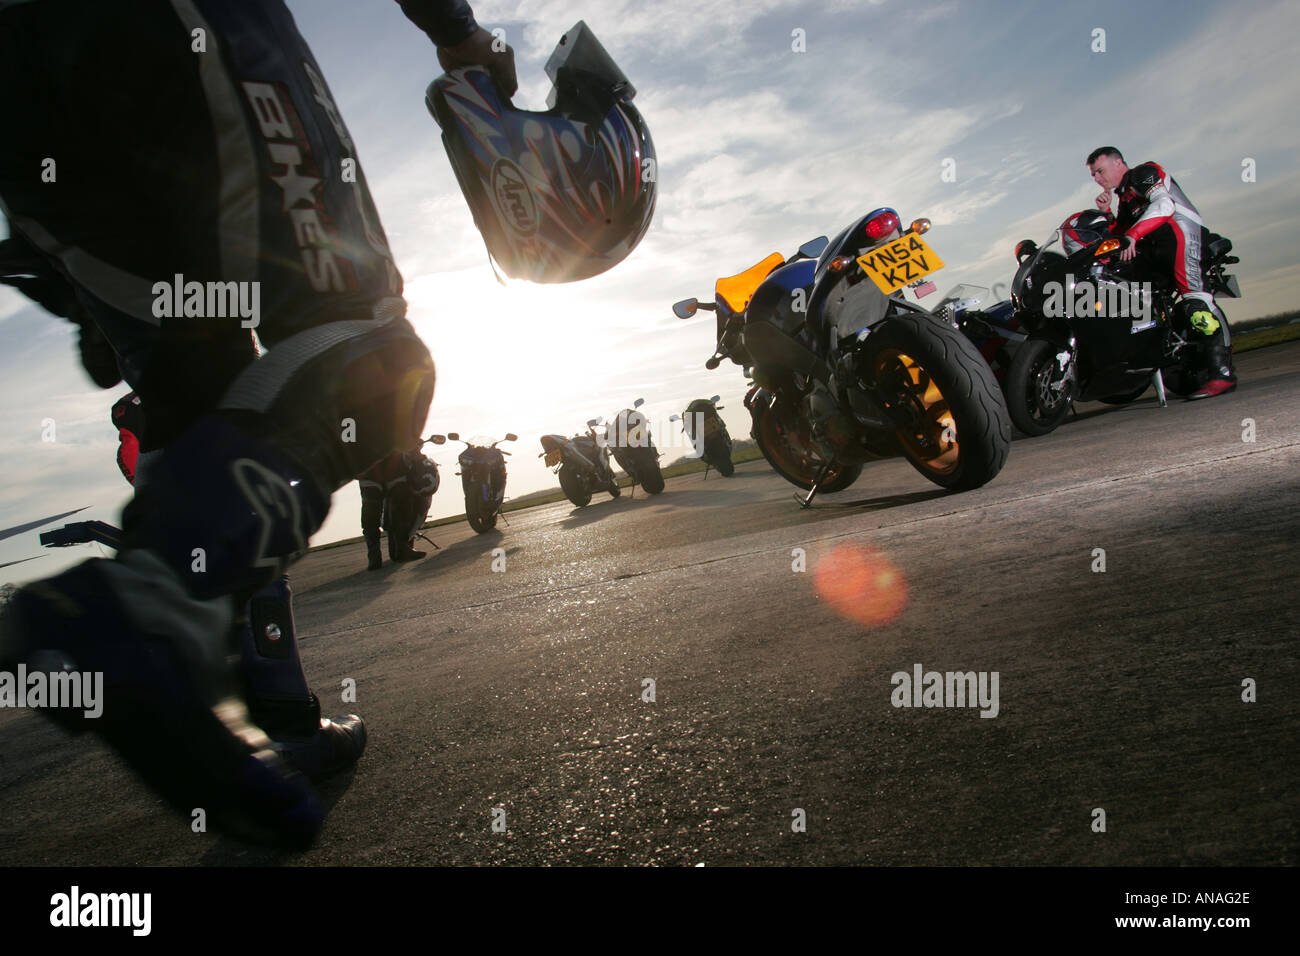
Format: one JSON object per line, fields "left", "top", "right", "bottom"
{"left": 856, "top": 234, "right": 945, "bottom": 295}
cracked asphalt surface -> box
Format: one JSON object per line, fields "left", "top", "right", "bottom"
{"left": 2, "top": 342, "right": 1297, "bottom": 866}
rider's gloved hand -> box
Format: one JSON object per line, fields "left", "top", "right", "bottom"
{"left": 438, "top": 26, "right": 517, "bottom": 97}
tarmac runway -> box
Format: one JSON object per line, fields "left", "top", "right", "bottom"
{"left": 2, "top": 342, "right": 1297, "bottom": 866}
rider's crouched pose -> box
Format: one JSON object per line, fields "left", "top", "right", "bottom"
{"left": 0, "top": 0, "right": 511, "bottom": 847}
{"left": 1087, "top": 146, "right": 1237, "bottom": 399}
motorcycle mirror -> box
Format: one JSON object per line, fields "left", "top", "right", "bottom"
{"left": 797, "top": 236, "right": 828, "bottom": 259}
{"left": 909, "top": 218, "right": 931, "bottom": 236}
{"left": 504, "top": 433, "right": 517, "bottom": 442}
{"left": 428, "top": 435, "right": 447, "bottom": 445}
{"left": 633, "top": 398, "right": 644, "bottom": 408}
{"left": 1014, "top": 239, "right": 1037, "bottom": 262}
{"left": 710, "top": 395, "right": 721, "bottom": 403}
{"left": 586, "top": 417, "right": 602, "bottom": 427}
{"left": 668, "top": 414, "right": 680, "bottom": 422}
{"left": 446, "top": 432, "right": 459, "bottom": 441}
{"left": 672, "top": 298, "right": 698, "bottom": 319}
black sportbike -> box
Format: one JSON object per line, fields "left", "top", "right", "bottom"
{"left": 671, "top": 396, "right": 734, "bottom": 477}
{"left": 382, "top": 437, "right": 445, "bottom": 560}
{"left": 540, "top": 418, "right": 621, "bottom": 508}
{"left": 447, "top": 432, "right": 515, "bottom": 532}
{"left": 1005, "top": 214, "right": 1241, "bottom": 436}
{"left": 606, "top": 398, "right": 664, "bottom": 495}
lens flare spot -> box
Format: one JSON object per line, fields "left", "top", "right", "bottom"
{"left": 812, "top": 545, "right": 907, "bottom": 627}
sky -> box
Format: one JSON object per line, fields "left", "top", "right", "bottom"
{"left": 3, "top": 0, "right": 1299, "bottom": 582}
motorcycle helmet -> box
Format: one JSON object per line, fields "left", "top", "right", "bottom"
{"left": 427, "top": 21, "right": 657, "bottom": 283}
{"left": 1061, "top": 209, "right": 1112, "bottom": 256}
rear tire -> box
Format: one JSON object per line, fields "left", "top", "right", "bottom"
{"left": 639, "top": 449, "right": 665, "bottom": 494}
{"left": 383, "top": 495, "right": 414, "bottom": 561}
{"left": 859, "top": 313, "right": 1011, "bottom": 489}
{"left": 558, "top": 463, "right": 591, "bottom": 507}
{"left": 1005, "top": 335, "right": 1075, "bottom": 437}
{"left": 1162, "top": 364, "right": 1204, "bottom": 397}
{"left": 705, "top": 437, "right": 735, "bottom": 476}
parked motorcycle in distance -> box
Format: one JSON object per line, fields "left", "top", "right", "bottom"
{"left": 606, "top": 398, "right": 665, "bottom": 495}
{"left": 930, "top": 284, "right": 1027, "bottom": 394}
{"left": 446, "top": 432, "right": 516, "bottom": 532}
{"left": 670, "top": 395, "right": 734, "bottom": 477}
{"left": 1004, "top": 212, "right": 1241, "bottom": 436}
{"left": 383, "top": 435, "right": 446, "bottom": 560}
{"left": 540, "top": 418, "right": 621, "bottom": 508}
{"left": 673, "top": 208, "right": 1011, "bottom": 507}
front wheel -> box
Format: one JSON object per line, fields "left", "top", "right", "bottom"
{"left": 752, "top": 394, "right": 862, "bottom": 493}
{"left": 558, "top": 463, "right": 591, "bottom": 507}
{"left": 859, "top": 313, "right": 1011, "bottom": 489}
{"left": 465, "top": 490, "right": 498, "bottom": 532}
{"left": 1005, "top": 335, "right": 1076, "bottom": 437}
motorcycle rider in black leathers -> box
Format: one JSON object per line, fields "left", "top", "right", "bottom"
{"left": 0, "top": 0, "right": 514, "bottom": 847}
{"left": 1087, "top": 146, "right": 1237, "bottom": 399}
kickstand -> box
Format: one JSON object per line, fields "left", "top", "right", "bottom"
{"left": 498, "top": 509, "right": 511, "bottom": 527}
{"left": 703, "top": 463, "right": 711, "bottom": 481}
{"left": 1069, "top": 400, "right": 1078, "bottom": 420}
{"left": 417, "top": 532, "right": 441, "bottom": 550}
{"left": 1152, "top": 368, "right": 1168, "bottom": 407}
{"left": 796, "top": 462, "right": 835, "bottom": 509}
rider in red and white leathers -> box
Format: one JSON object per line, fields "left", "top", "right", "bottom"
{"left": 1087, "top": 147, "right": 1236, "bottom": 399}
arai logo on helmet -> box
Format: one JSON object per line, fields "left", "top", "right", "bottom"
{"left": 491, "top": 160, "right": 538, "bottom": 237}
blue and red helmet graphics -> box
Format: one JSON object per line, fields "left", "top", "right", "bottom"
{"left": 427, "top": 23, "right": 656, "bottom": 284}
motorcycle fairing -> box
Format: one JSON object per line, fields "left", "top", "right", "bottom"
{"left": 746, "top": 259, "right": 817, "bottom": 337}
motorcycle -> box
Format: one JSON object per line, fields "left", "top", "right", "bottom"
{"left": 606, "top": 398, "right": 665, "bottom": 495}
{"left": 672, "top": 209, "right": 1011, "bottom": 507}
{"left": 540, "top": 418, "right": 621, "bottom": 508}
{"left": 1004, "top": 214, "right": 1241, "bottom": 436}
{"left": 670, "top": 395, "right": 734, "bottom": 477}
{"left": 382, "top": 436, "right": 445, "bottom": 560}
{"left": 447, "top": 432, "right": 516, "bottom": 532}
{"left": 929, "top": 284, "right": 1027, "bottom": 393}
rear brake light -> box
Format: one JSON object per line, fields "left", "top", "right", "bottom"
{"left": 864, "top": 212, "right": 901, "bottom": 241}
